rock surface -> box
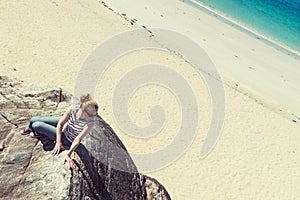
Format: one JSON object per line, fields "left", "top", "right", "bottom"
{"left": 0, "top": 75, "right": 171, "bottom": 200}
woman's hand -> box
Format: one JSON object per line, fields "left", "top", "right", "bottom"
{"left": 52, "top": 142, "right": 65, "bottom": 156}
{"left": 63, "top": 155, "right": 76, "bottom": 169}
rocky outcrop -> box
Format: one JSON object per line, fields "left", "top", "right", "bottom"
{"left": 0, "top": 75, "right": 171, "bottom": 200}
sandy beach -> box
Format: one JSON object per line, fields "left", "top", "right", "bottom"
{"left": 1, "top": 0, "right": 300, "bottom": 199}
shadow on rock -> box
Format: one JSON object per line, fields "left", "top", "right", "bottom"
{"left": 0, "top": 76, "right": 171, "bottom": 200}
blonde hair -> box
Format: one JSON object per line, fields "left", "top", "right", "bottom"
{"left": 80, "top": 94, "right": 98, "bottom": 113}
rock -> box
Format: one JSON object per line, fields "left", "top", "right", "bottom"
{"left": 0, "top": 75, "right": 171, "bottom": 200}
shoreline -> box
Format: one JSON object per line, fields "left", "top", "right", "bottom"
{"left": 97, "top": 0, "right": 300, "bottom": 123}
{"left": 1, "top": 0, "right": 300, "bottom": 199}
{"left": 101, "top": 0, "right": 300, "bottom": 116}
{"left": 182, "top": 0, "right": 300, "bottom": 61}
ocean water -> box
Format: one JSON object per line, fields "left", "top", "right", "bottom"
{"left": 191, "top": 0, "right": 300, "bottom": 54}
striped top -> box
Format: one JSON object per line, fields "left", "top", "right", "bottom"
{"left": 62, "top": 108, "right": 94, "bottom": 142}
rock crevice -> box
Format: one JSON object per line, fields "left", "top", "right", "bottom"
{"left": 0, "top": 75, "right": 171, "bottom": 200}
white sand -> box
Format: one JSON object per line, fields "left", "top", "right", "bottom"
{"left": 104, "top": 0, "right": 300, "bottom": 116}
{"left": 1, "top": 0, "right": 300, "bottom": 199}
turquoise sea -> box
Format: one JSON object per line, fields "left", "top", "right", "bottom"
{"left": 184, "top": 0, "right": 300, "bottom": 56}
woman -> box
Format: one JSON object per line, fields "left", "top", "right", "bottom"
{"left": 21, "top": 94, "right": 98, "bottom": 169}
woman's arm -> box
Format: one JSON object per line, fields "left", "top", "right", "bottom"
{"left": 64, "top": 123, "right": 94, "bottom": 169}
{"left": 52, "top": 106, "right": 72, "bottom": 156}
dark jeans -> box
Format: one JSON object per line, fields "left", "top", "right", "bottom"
{"left": 28, "top": 116, "right": 72, "bottom": 147}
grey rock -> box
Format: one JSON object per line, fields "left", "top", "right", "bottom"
{"left": 0, "top": 75, "right": 171, "bottom": 200}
